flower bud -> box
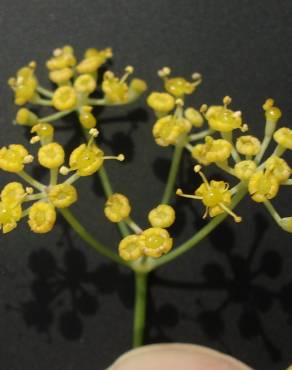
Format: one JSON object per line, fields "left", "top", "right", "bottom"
{"left": 104, "top": 193, "right": 131, "bottom": 223}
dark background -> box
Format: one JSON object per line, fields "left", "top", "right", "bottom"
{"left": 0, "top": 1, "right": 291, "bottom": 369}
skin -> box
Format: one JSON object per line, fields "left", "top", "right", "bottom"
{"left": 108, "top": 344, "right": 253, "bottom": 370}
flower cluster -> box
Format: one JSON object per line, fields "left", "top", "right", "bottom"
{"left": 3, "top": 45, "right": 148, "bottom": 235}
{"left": 104, "top": 193, "right": 175, "bottom": 261}
{"left": 148, "top": 72, "right": 292, "bottom": 230}
{"left": 177, "top": 165, "right": 242, "bottom": 222}
{"left": 10, "top": 45, "right": 147, "bottom": 130}
{"left": 0, "top": 125, "right": 124, "bottom": 233}
{"left": 147, "top": 67, "right": 202, "bottom": 147}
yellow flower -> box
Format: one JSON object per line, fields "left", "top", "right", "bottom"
{"left": 128, "top": 78, "right": 147, "bottom": 97}
{"left": 265, "top": 156, "right": 291, "bottom": 183}
{"left": 38, "top": 142, "right": 65, "bottom": 169}
{"left": 46, "top": 46, "right": 76, "bottom": 70}
{"left": 148, "top": 204, "right": 175, "bottom": 228}
{"left": 126, "top": 78, "right": 147, "bottom": 103}
{"left": 52, "top": 86, "right": 77, "bottom": 111}
{"left": 104, "top": 193, "right": 131, "bottom": 223}
{"left": 1, "top": 182, "right": 25, "bottom": 206}
{"left": 164, "top": 77, "right": 196, "bottom": 97}
{"left": 15, "top": 108, "right": 38, "bottom": 126}
{"left": 28, "top": 201, "right": 56, "bottom": 233}
{"left": 74, "top": 74, "right": 97, "bottom": 94}
{"left": 67, "top": 130, "right": 124, "bottom": 176}
{"left": 48, "top": 183, "right": 77, "bottom": 208}
{"left": 262, "top": 98, "right": 282, "bottom": 124}
{"left": 234, "top": 160, "right": 257, "bottom": 181}
{"left": 0, "top": 144, "right": 29, "bottom": 173}
{"left": 248, "top": 171, "right": 279, "bottom": 202}
{"left": 119, "top": 234, "right": 144, "bottom": 261}
{"left": 31, "top": 123, "right": 54, "bottom": 145}
{"left": 78, "top": 106, "right": 96, "bottom": 129}
{"left": 191, "top": 136, "right": 232, "bottom": 165}
{"left": 184, "top": 107, "right": 204, "bottom": 127}
{"left": 8, "top": 62, "right": 37, "bottom": 105}
{"left": 69, "top": 143, "right": 104, "bottom": 176}
{"left": 206, "top": 106, "right": 243, "bottom": 132}
{"left": 236, "top": 135, "right": 261, "bottom": 156}
{"left": 142, "top": 227, "right": 173, "bottom": 258}
{"left": 147, "top": 92, "right": 175, "bottom": 113}
{"left": 49, "top": 67, "right": 73, "bottom": 84}
{"left": 176, "top": 165, "right": 241, "bottom": 222}
{"left": 76, "top": 47, "right": 112, "bottom": 74}
{"left": 101, "top": 69, "right": 132, "bottom": 104}
{"left": 273, "top": 127, "right": 292, "bottom": 150}
{"left": 153, "top": 115, "right": 191, "bottom": 146}
{"left": 0, "top": 201, "right": 22, "bottom": 233}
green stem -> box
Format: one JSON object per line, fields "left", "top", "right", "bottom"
{"left": 133, "top": 271, "right": 148, "bottom": 347}
{"left": 86, "top": 98, "right": 106, "bottom": 106}
{"left": 188, "top": 129, "right": 214, "bottom": 142}
{"left": 59, "top": 208, "right": 128, "bottom": 267}
{"left": 98, "top": 165, "right": 130, "bottom": 237}
{"left": 272, "top": 144, "right": 286, "bottom": 157}
{"left": 50, "top": 168, "right": 58, "bottom": 186}
{"left": 98, "top": 165, "right": 114, "bottom": 197}
{"left": 255, "top": 135, "right": 271, "bottom": 163}
{"left": 82, "top": 128, "right": 130, "bottom": 238}
{"left": 152, "top": 185, "right": 247, "bottom": 269}
{"left": 37, "top": 86, "right": 54, "bottom": 98}
{"left": 33, "top": 97, "right": 53, "bottom": 106}
{"left": 18, "top": 170, "right": 45, "bottom": 191}
{"left": 264, "top": 200, "right": 281, "bottom": 224}
{"left": 39, "top": 109, "right": 73, "bottom": 123}
{"left": 125, "top": 217, "right": 143, "bottom": 234}
{"left": 24, "top": 193, "right": 45, "bottom": 202}
{"left": 221, "top": 131, "right": 241, "bottom": 163}
{"left": 161, "top": 143, "right": 184, "bottom": 204}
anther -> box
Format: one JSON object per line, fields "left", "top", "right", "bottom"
{"left": 23, "top": 155, "right": 34, "bottom": 164}
{"left": 59, "top": 166, "right": 70, "bottom": 175}
{"left": 30, "top": 136, "right": 40, "bottom": 144}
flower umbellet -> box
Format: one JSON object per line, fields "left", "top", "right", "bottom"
{"left": 10, "top": 45, "right": 147, "bottom": 130}
{"left": 0, "top": 126, "right": 124, "bottom": 233}
{"left": 3, "top": 48, "right": 292, "bottom": 362}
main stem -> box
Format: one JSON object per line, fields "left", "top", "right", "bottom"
{"left": 133, "top": 271, "right": 148, "bottom": 347}
{"left": 161, "top": 143, "right": 184, "bottom": 204}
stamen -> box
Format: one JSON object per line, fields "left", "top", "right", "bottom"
{"left": 176, "top": 188, "right": 202, "bottom": 200}
{"left": 103, "top": 154, "right": 125, "bottom": 162}
{"left": 158, "top": 66, "right": 171, "bottom": 78}
{"left": 219, "top": 202, "right": 242, "bottom": 223}
{"left": 59, "top": 166, "right": 70, "bottom": 175}
{"left": 30, "top": 136, "right": 40, "bottom": 144}
{"left": 53, "top": 48, "right": 62, "bottom": 57}
{"left": 232, "top": 110, "right": 242, "bottom": 118}
{"left": 89, "top": 128, "right": 99, "bottom": 137}
{"left": 223, "top": 95, "right": 232, "bottom": 107}
{"left": 120, "top": 65, "right": 134, "bottom": 83}
{"left": 193, "top": 165, "right": 210, "bottom": 189}
{"left": 23, "top": 155, "right": 34, "bottom": 164}
{"left": 191, "top": 72, "right": 201, "bottom": 80}
{"left": 200, "top": 104, "right": 208, "bottom": 114}
{"left": 203, "top": 207, "right": 209, "bottom": 219}
{"left": 87, "top": 128, "right": 99, "bottom": 147}
{"left": 25, "top": 187, "right": 34, "bottom": 195}
{"left": 29, "top": 61, "right": 36, "bottom": 69}
{"left": 175, "top": 98, "right": 184, "bottom": 107}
